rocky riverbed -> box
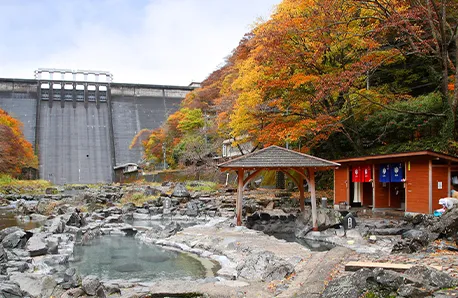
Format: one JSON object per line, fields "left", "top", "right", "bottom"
{"left": 0, "top": 182, "right": 457, "bottom": 297}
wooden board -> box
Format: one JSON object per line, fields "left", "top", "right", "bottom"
{"left": 345, "top": 261, "right": 442, "bottom": 272}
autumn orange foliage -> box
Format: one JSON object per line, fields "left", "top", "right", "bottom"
{"left": 137, "top": 0, "right": 458, "bottom": 166}
{"left": 0, "top": 109, "right": 38, "bottom": 177}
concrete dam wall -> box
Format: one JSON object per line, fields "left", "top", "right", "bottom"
{"left": 0, "top": 78, "right": 191, "bottom": 184}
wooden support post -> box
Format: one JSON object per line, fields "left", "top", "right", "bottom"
{"left": 299, "top": 183, "right": 305, "bottom": 212}
{"left": 237, "top": 168, "right": 244, "bottom": 226}
{"left": 309, "top": 169, "right": 318, "bottom": 231}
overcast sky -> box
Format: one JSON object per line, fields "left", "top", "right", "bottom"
{"left": 0, "top": 0, "right": 280, "bottom": 86}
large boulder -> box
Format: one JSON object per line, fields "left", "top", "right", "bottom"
{"left": 171, "top": 182, "right": 190, "bottom": 198}
{"left": 427, "top": 207, "right": 458, "bottom": 237}
{"left": 36, "top": 198, "right": 52, "bottom": 215}
{"left": 17, "top": 201, "right": 35, "bottom": 215}
{"left": 62, "top": 267, "right": 81, "bottom": 289}
{"left": 0, "top": 280, "right": 23, "bottom": 297}
{"left": 82, "top": 275, "right": 100, "bottom": 296}
{"left": 49, "top": 216, "right": 66, "bottom": 234}
{"left": 145, "top": 222, "right": 182, "bottom": 239}
{"left": 321, "top": 266, "right": 458, "bottom": 298}
{"left": 404, "top": 265, "right": 457, "bottom": 289}
{"left": 65, "top": 212, "right": 85, "bottom": 227}
{"left": 295, "top": 208, "right": 343, "bottom": 237}
{"left": 10, "top": 274, "right": 57, "bottom": 298}
{"left": 185, "top": 200, "right": 201, "bottom": 217}
{"left": 25, "top": 234, "right": 48, "bottom": 257}
{"left": 0, "top": 227, "right": 22, "bottom": 243}
{"left": 236, "top": 251, "right": 294, "bottom": 282}
{"left": 1, "top": 230, "right": 27, "bottom": 249}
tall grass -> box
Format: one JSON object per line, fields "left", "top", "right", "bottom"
{"left": 0, "top": 174, "right": 52, "bottom": 194}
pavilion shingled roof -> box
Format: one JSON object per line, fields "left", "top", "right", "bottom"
{"left": 218, "top": 145, "right": 340, "bottom": 169}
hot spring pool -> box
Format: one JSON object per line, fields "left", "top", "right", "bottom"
{"left": 71, "top": 236, "right": 217, "bottom": 281}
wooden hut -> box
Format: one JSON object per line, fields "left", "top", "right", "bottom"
{"left": 113, "top": 163, "right": 141, "bottom": 183}
{"left": 333, "top": 151, "right": 458, "bottom": 214}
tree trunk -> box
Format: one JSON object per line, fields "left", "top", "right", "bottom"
{"left": 276, "top": 171, "right": 285, "bottom": 189}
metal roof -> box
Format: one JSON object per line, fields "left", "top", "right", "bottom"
{"left": 218, "top": 145, "right": 340, "bottom": 169}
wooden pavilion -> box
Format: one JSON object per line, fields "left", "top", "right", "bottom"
{"left": 218, "top": 145, "right": 340, "bottom": 229}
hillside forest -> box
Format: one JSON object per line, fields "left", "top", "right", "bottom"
{"left": 0, "top": 109, "right": 37, "bottom": 177}
{"left": 132, "top": 0, "right": 458, "bottom": 170}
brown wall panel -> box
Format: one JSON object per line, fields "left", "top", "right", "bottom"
{"left": 432, "top": 166, "right": 449, "bottom": 211}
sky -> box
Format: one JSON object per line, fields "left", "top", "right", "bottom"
{"left": 0, "top": 0, "right": 281, "bottom": 86}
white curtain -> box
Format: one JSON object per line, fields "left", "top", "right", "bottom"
{"left": 353, "top": 182, "right": 361, "bottom": 203}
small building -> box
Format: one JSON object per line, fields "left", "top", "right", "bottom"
{"left": 222, "top": 136, "right": 254, "bottom": 158}
{"left": 113, "top": 163, "right": 141, "bottom": 183}
{"left": 20, "top": 167, "right": 38, "bottom": 180}
{"left": 333, "top": 151, "right": 458, "bottom": 214}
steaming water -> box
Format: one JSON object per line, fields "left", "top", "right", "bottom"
{"left": 71, "top": 236, "right": 213, "bottom": 281}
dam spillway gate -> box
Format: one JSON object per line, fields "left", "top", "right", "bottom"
{"left": 0, "top": 69, "right": 193, "bottom": 184}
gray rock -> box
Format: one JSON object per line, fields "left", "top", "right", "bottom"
{"left": 61, "top": 288, "right": 85, "bottom": 298}
{"left": 66, "top": 212, "right": 85, "bottom": 227}
{"left": 50, "top": 217, "right": 66, "bottom": 234}
{"left": 427, "top": 208, "right": 458, "bottom": 238}
{"left": 236, "top": 251, "right": 294, "bottom": 282}
{"left": 25, "top": 235, "right": 48, "bottom": 257}
{"left": 122, "top": 203, "right": 136, "bottom": 213}
{"left": 40, "top": 275, "right": 58, "bottom": 298}
{"left": 0, "top": 227, "right": 22, "bottom": 243}
{"left": 6, "top": 261, "right": 30, "bottom": 273}
{"left": 171, "top": 182, "right": 190, "bottom": 198}
{"left": 105, "top": 215, "right": 123, "bottom": 223}
{"left": 36, "top": 198, "right": 52, "bottom": 215}
{"left": 10, "top": 273, "right": 56, "bottom": 297}
{"left": 0, "top": 280, "right": 22, "bottom": 297}
{"left": 296, "top": 208, "right": 343, "bottom": 237}
{"left": 1, "top": 230, "right": 27, "bottom": 249}
{"left": 392, "top": 229, "right": 432, "bottom": 253}
{"left": 402, "top": 229, "right": 430, "bottom": 244}
{"left": 62, "top": 267, "right": 80, "bottom": 289}
{"left": 144, "top": 186, "right": 160, "bottom": 196}
{"left": 321, "top": 268, "right": 375, "bottom": 298}
{"left": 43, "top": 254, "right": 69, "bottom": 266}
{"left": 0, "top": 245, "right": 7, "bottom": 263}
{"left": 82, "top": 275, "right": 100, "bottom": 295}
{"left": 397, "top": 284, "right": 432, "bottom": 297}
{"left": 104, "top": 284, "right": 121, "bottom": 295}
{"left": 321, "top": 266, "right": 458, "bottom": 298}
{"left": 46, "top": 240, "right": 59, "bottom": 254}
{"left": 404, "top": 265, "right": 458, "bottom": 289}
{"left": 17, "top": 201, "right": 35, "bottom": 215}
{"left": 145, "top": 222, "right": 182, "bottom": 239}
{"left": 135, "top": 208, "right": 149, "bottom": 214}
{"left": 186, "top": 201, "right": 199, "bottom": 217}
{"left": 96, "top": 286, "right": 106, "bottom": 298}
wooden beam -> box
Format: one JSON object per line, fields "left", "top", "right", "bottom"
{"left": 345, "top": 261, "right": 442, "bottom": 272}
{"left": 243, "top": 169, "right": 263, "bottom": 187}
{"left": 236, "top": 168, "right": 244, "bottom": 226}
{"left": 309, "top": 169, "right": 318, "bottom": 231}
